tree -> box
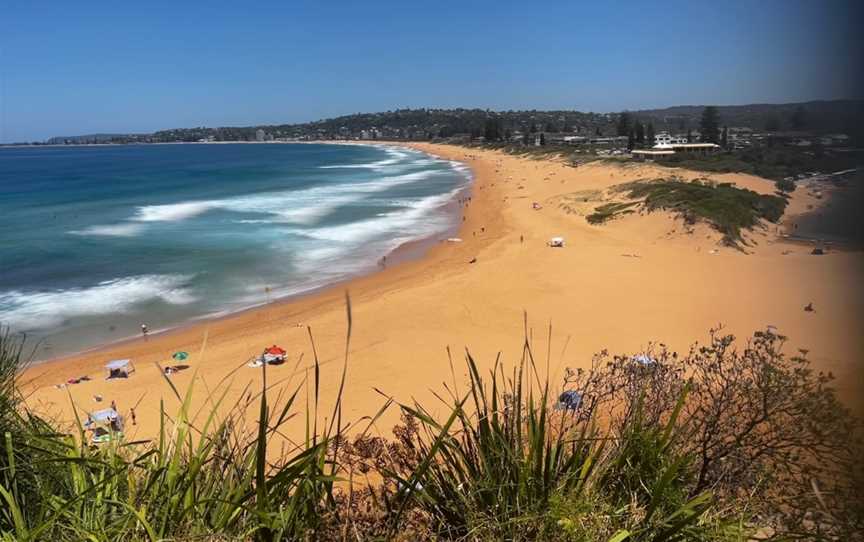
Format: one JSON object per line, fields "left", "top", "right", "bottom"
{"left": 595, "top": 126, "right": 602, "bottom": 137}
{"left": 539, "top": 132, "right": 546, "bottom": 146}
{"left": 764, "top": 114, "right": 780, "bottom": 132}
{"left": 646, "top": 123, "right": 656, "bottom": 148}
{"left": 483, "top": 118, "right": 501, "bottom": 141}
{"left": 627, "top": 129, "right": 635, "bottom": 151}
{"left": 791, "top": 106, "right": 807, "bottom": 130}
{"left": 721, "top": 126, "right": 728, "bottom": 149}
{"left": 616, "top": 112, "right": 632, "bottom": 137}
{"left": 776, "top": 178, "right": 796, "bottom": 193}
{"left": 686, "top": 129, "right": 694, "bottom": 143}
{"left": 699, "top": 106, "right": 720, "bottom": 143}
{"left": 635, "top": 122, "right": 645, "bottom": 147}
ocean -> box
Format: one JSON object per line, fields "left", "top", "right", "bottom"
{"left": 0, "top": 143, "right": 470, "bottom": 358}
{"left": 790, "top": 171, "right": 864, "bottom": 248}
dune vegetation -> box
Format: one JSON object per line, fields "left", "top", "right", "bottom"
{"left": 1, "top": 303, "right": 861, "bottom": 541}
{"left": 586, "top": 178, "right": 788, "bottom": 245}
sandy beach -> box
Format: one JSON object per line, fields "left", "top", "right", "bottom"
{"left": 21, "top": 143, "right": 864, "bottom": 444}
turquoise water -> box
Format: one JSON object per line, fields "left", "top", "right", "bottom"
{"left": 0, "top": 143, "right": 470, "bottom": 358}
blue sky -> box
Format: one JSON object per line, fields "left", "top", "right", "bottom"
{"left": 1, "top": 0, "right": 861, "bottom": 142}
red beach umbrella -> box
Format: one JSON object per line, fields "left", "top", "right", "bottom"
{"left": 265, "top": 345, "right": 286, "bottom": 356}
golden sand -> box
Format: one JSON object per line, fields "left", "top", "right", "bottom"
{"left": 22, "top": 143, "right": 864, "bottom": 443}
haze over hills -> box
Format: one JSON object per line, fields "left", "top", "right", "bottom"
{"left": 30, "top": 99, "right": 864, "bottom": 146}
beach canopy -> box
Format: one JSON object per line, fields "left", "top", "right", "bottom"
{"left": 172, "top": 351, "right": 189, "bottom": 361}
{"left": 84, "top": 408, "right": 124, "bottom": 444}
{"left": 84, "top": 408, "right": 120, "bottom": 428}
{"left": 548, "top": 237, "right": 565, "bottom": 247}
{"left": 105, "top": 359, "right": 135, "bottom": 379}
{"left": 265, "top": 345, "right": 286, "bottom": 356}
{"left": 105, "top": 359, "right": 131, "bottom": 370}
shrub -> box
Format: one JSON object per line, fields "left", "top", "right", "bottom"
{"left": 612, "top": 178, "right": 788, "bottom": 245}
{"left": 775, "top": 178, "right": 796, "bottom": 193}
{"left": 566, "top": 328, "right": 864, "bottom": 540}
{"left": 1, "top": 314, "right": 860, "bottom": 540}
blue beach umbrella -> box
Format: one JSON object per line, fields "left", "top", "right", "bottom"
{"left": 172, "top": 351, "right": 189, "bottom": 361}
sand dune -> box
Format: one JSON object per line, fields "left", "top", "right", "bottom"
{"left": 22, "top": 143, "right": 864, "bottom": 444}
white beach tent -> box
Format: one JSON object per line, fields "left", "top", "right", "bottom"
{"left": 548, "top": 237, "right": 565, "bottom": 248}
{"left": 105, "top": 359, "right": 135, "bottom": 379}
{"left": 83, "top": 408, "right": 124, "bottom": 444}
{"left": 84, "top": 408, "right": 121, "bottom": 429}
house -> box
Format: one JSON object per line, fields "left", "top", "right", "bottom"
{"left": 631, "top": 149, "right": 676, "bottom": 161}
{"left": 632, "top": 143, "right": 721, "bottom": 161}
{"left": 653, "top": 132, "right": 688, "bottom": 148}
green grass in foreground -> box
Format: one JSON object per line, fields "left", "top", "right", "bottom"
{"left": 587, "top": 178, "right": 787, "bottom": 245}
{"left": 1, "top": 303, "right": 862, "bottom": 540}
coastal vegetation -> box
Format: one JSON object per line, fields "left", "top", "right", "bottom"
{"left": 19, "top": 99, "right": 862, "bottom": 146}
{"left": 586, "top": 178, "right": 788, "bottom": 245}
{"left": 657, "top": 146, "right": 863, "bottom": 183}
{"left": 2, "top": 309, "right": 861, "bottom": 541}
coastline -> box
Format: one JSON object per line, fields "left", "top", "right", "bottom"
{"left": 22, "top": 143, "right": 864, "bottom": 442}
{"left": 783, "top": 173, "right": 864, "bottom": 250}
{"left": 31, "top": 140, "right": 473, "bottom": 366}
{"left": 32, "top": 189, "right": 467, "bottom": 366}
{"left": 14, "top": 140, "right": 469, "bottom": 362}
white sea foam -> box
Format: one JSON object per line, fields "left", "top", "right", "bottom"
{"left": 293, "top": 187, "right": 461, "bottom": 244}
{"left": 68, "top": 223, "right": 147, "bottom": 237}
{"left": 0, "top": 274, "right": 196, "bottom": 330}
{"left": 318, "top": 147, "right": 416, "bottom": 171}
{"left": 130, "top": 168, "right": 447, "bottom": 227}
{"left": 133, "top": 201, "right": 219, "bottom": 222}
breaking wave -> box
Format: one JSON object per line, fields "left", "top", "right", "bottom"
{"left": 129, "top": 168, "right": 449, "bottom": 227}
{"left": 68, "top": 223, "right": 147, "bottom": 237}
{"left": 0, "top": 275, "right": 197, "bottom": 331}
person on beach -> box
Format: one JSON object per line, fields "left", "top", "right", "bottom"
{"left": 141, "top": 323, "right": 149, "bottom": 337}
{"left": 130, "top": 408, "right": 137, "bottom": 426}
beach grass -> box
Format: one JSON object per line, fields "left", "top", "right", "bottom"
{"left": 586, "top": 178, "right": 788, "bottom": 245}
{"left": 2, "top": 308, "right": 862, "bottom": 540}
{"left": 585, "top": 201, "right": 639, "bottom": 224}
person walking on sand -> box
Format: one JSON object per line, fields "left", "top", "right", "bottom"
{"left": 141, "top": 323, "right": 148, "bottom": 338}
{"left": 130, "top": 407, "right": 137, "bottom": 426}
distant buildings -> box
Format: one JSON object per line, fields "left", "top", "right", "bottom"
{"left": 653, "top": 132, "right": 688, "bottom": 148}
{"left": 632, "top": 143, "right": 721, "bottom": 161}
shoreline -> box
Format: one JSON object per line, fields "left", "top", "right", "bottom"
{"left": 783, "top": 174, "right": 864, "bottom": 250}
{"left": 20, "top": 140, "right": 470, "bottom": 363}
{"left": 20, "top": 141, "right": 505, "bottom": 372}
{"left": 33, "top": 198, "right": 467, "bottom": 366}
{"left": 21, "top": 144, "right": 863, "bottom": 441}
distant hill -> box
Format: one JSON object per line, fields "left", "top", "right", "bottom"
{"left": 40, "top": 99, "right": 864, "bottom": 145}
{"left": 633, "top": 99, "right": 864, "bottom": 134}
{"left": 45, "top": 133, "right": 152, "bottom": 145}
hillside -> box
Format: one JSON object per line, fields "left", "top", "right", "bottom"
{"left": 634, "top": 99, "right": 864, "bottom": 134}
{"left": 31, "top": 99, "right": 864, "bottom": 145}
